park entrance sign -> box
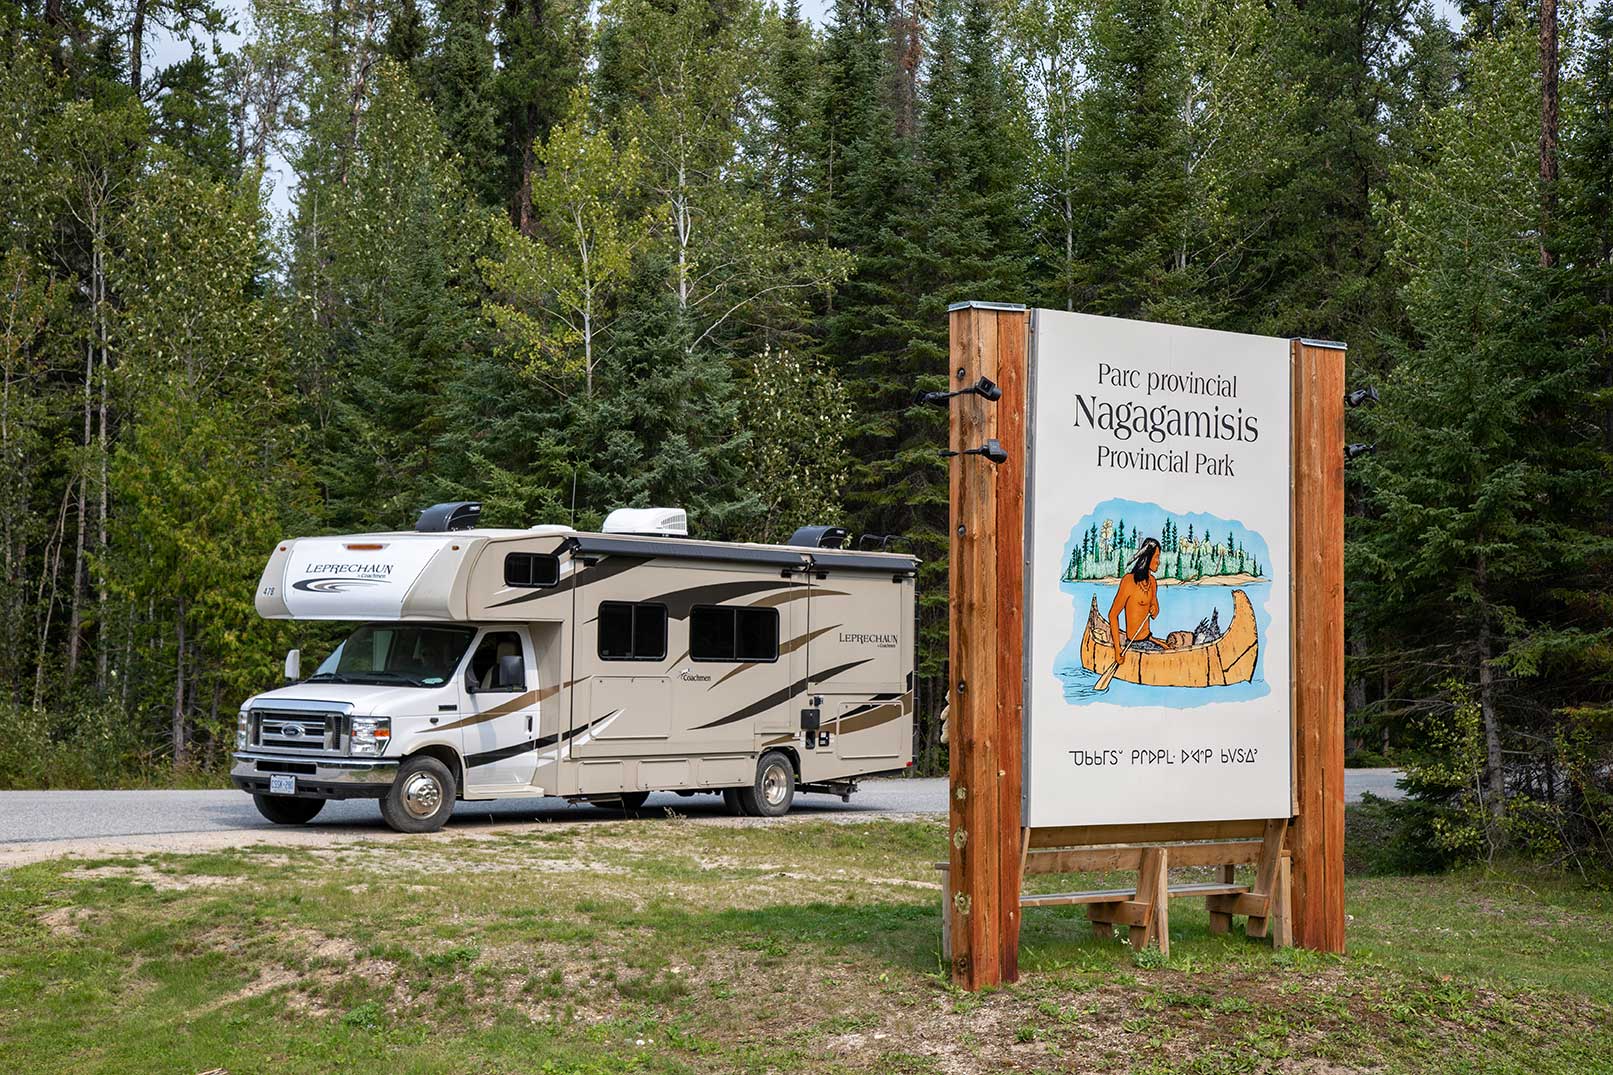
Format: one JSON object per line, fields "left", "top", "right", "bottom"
{"left": 1024, "top": 313, "right": 1293, "bottom": 828}
{"left": 942, "top": 303, "right": 1345, "bottom": 991}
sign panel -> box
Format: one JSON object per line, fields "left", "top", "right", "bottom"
{"left": 1024, "top": 311, "right": 1292, "bottom": 827}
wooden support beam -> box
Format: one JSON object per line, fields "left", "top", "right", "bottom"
{"left": 946, "top": 303, "right": 1029, "bottom": 989}
{"left": 1290, "top": 338, "right": 1347, "bottom": 954}
{"left": 1245, "top": 818, "right": 1288, "bottom": 938}
{"left": 1271, "top": 853, "right": 1294, "bottom": 948}
{"left": 1209, "top": 864, "right": 1237, "bottom": 935}
{"left": 1027, "top": 819, "right": 1268, "bottom": 849}
{"left": 1204, "top": 892, "right": 1274, "bottom": 918}
{"left": 1023, "top": 840, "right": 1265, "bottom": 875}
{"left": 1086, "top": 900, "right": 1153, "bottom": 928}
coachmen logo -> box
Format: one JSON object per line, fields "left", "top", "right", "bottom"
{"left": 838, "top": 631, "right": 899, "bottom": 648}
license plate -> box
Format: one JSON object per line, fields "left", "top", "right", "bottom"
{"left": 269, "top": 774, "right": 296, "bottom": 795}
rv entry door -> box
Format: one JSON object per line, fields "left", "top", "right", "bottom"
{"left": 457, "top": 627, "right": 540, "bottom": 792}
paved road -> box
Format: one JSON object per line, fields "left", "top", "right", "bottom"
{"left": 0, "top": 770, "right": 1402, "bottom": 848}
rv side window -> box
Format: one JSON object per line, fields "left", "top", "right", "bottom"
{"left": 691, "top": 606, "right": 779, "bottom": 663}
{"left": 504, "top": 552, "right": 560, "bottom": 588}
{"left": 598, "top": 601, "right": 667, "bottom": 661}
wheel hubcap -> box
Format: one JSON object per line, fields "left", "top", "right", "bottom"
{"left": 401, "top": 772, "right": 443, "bottom": 818}
{"left": 762, "top": 764, "right": 789, "bottom": 806}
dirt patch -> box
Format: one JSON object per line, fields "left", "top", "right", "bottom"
{"left": 203, "top": 965, "right": 299, "bottom": 1012}
{"left": 39, "top": 906, "right": 93, "bottom": 936}
{"left": 64, "top": 863, "right": 248, "bottom": 891}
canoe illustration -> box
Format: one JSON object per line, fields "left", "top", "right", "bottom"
{"left": 1079, "top": 589, "right": 1258, "bottom": 688}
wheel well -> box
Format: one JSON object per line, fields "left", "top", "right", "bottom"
{"left": 406, "top": 744, "right": 465, "bottom": 796}
{"left": 766, "top": 746, "right": 801, "bottom": 781}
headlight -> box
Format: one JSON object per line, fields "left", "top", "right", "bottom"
{"left": 236, "top": 710, "right": 250, "bottom": 750}
{"left": 350, "top": 717, "right": 392, "bottom": 756}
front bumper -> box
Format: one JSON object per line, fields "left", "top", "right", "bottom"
{"left": 232, "top": 752, "right": 399, "bottom": 800}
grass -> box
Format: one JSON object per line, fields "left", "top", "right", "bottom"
{"left": 3, "top": 817, "right": 1611, "bottom": 1074}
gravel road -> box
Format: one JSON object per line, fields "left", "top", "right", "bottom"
{"left": 0, "top": 770, "right": 1403, "bottom": 864}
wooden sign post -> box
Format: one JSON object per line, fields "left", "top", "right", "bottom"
{"left": 946, "top": 302, "right": 1030, "bottom": 990}
{"left": 944, "top": 304, "right": 1345, "bottom": 990}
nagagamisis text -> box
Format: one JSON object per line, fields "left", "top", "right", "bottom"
{"left": 1073, "top": 394, "right": 1261, "bottom": 444}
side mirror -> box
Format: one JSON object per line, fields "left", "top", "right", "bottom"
{"left": 284, "top": 649, "right": 300, "bottom": 682}
{"left": 494, "top": 654, "right": 525, "bottom": 691}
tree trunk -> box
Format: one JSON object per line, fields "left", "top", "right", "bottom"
{"left": 66, "top": 333, "right": 91, "bottom": 681}
{"left": 130, "top": 0, "right": 147, "bottom": 98}
{"left": 96, "top": 256, "right": 110, "bottom": 690}
{"left": 1539, "top": 0, "right": 1559, "bottom": 268}
{"left": 1476, "top": 609, "right": 1505, "bottom": 829}
{"left": 173, "top": 595, "right": 188, "bottom": 770}
{"left": 34, "top": 481, "right": 73, "bottom": 708}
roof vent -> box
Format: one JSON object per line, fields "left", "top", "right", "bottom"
{"left": 786, "top": 525, "right": 848, "bottom": 550}
{"left": 417, "top": 501, "right": 482, "bottom": 532}
{"left": 602, "top": 507, "right": 688, "bottom": 537}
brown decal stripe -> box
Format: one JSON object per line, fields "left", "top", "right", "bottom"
{"left": 488, "top": 554, "right": 648, "bottom": 609}
{"left": 780, "top": 624, "right": 840, "bottom": 657}
{"left": 465, "top": 711, "right": 617, "bottom": 769}
{"left": 750, "top": 587, "right": 847, "bottom": 608}
{"left": 691, "top": 659, "right": 873, "bottom": 730}
{"left": 708, "top": 624, "right": 842, "bottom": 690}
{"left": 835, "top": 703, "right": 902, "bottom": 736}
{"left": 646, "top": 578, "right": 796, "bottom": 620}
{"left": 435, "top": 677, "right": 589, "bottom": 732}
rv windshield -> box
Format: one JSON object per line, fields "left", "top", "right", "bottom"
{"left": 307, "top": 624, "right": 477, "bottom": 688}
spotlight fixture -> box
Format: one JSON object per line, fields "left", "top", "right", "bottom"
{"left": 940, "top": 438, "right": 1009, "bottom": 465}
{"left": 1345, "top": 386, "right": 1380, "bottom": 408}
{"left": 916, "top": 376, "right": 1002, "bottom": 407}
{"left": 1345, "top": 442, "right": 1377, "bottom": 461}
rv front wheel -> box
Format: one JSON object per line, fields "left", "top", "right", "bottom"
{"left": 738, "top": 751, "right": 795, "bottom": 818}
{"left": 380, "top": 756, "right": 457, "bottom": 833}
{"left": 252, "top": 794, "right": 325, "bottom": 825}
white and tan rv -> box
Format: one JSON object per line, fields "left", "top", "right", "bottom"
{"left": 231, "top": 503, "right": 917, "bottom": 832}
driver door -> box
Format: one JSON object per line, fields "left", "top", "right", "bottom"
{"left": 457, "top": 628, "right": 540, "bottom": 794}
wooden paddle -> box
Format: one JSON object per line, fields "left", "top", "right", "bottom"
{"left": 1095, "top": 631, "right": 1142, "bottom": 692}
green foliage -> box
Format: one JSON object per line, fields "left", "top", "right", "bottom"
{"left": 1, "top": 0, "right": 1610, "bottom": 867}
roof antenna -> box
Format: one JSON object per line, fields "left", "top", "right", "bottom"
{"left": 570, "top": 465, "right": 579, "bottom": 529}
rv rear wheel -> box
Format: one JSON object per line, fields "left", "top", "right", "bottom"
{"left": 721, "top": 788, "right": 747, "bottom": 816}
{"left": 252, "top": 794, "right": 325, "bottom": 826}
{"left": 738, "top": 751, "right": 795, "bottom": 818}
{"left": 380, "top": 755, "right": 457, "bottom": 834}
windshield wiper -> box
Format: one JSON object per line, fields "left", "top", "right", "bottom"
{"left": 348, "top": 670, "right": 428, "bottom": 687}
{"left": 305, "top": 672, "right": 354, "bottom": 683}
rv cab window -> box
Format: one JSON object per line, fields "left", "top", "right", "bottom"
{"left": 598, "top": 602, "right": 668, "bottom": 661}
{"left": 468, "top": 631, "right": 526, "bottom": 691}
{"left": 504, "top": 552, "right": 560, "bottom": 588}
{"left": 690, "top": 606, "right": 779, "bottom": 663}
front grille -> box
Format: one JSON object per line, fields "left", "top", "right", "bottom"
{"left": 251, "top": 709, "right": 344, "bottom": 754}
{"left": 254, "top": 759, "right": 317, "bottom": 775}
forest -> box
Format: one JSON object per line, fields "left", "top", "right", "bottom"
{"left": 1, "top": 0, "right": 1610, "bottom": 867}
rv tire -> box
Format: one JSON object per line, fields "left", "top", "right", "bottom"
{"left": 252, "top": 794, "right": 325, "bottom": 825}
{"left": 722, "top": 788, "right": 748, "bottom": 816}
{"left": 380, "top": 755, "right": 457, "bottom": 833}
{"left": 738, "top": 751, "right": 795, "bottom": 818}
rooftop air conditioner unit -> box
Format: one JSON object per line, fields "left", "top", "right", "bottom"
{"left": 601, "top": 507, "right": 688, "bottom": 537}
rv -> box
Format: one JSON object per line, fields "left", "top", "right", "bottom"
{"left": 232, "top": 503, "right": 917, "bottom": 832}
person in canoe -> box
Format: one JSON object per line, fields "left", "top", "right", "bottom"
{"left": 1108, "top": 537, "right": 1167, "bottom": 663}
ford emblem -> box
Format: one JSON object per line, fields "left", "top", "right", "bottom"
{"left": 282, "top": 725, "right": 303, "bottom": 739}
